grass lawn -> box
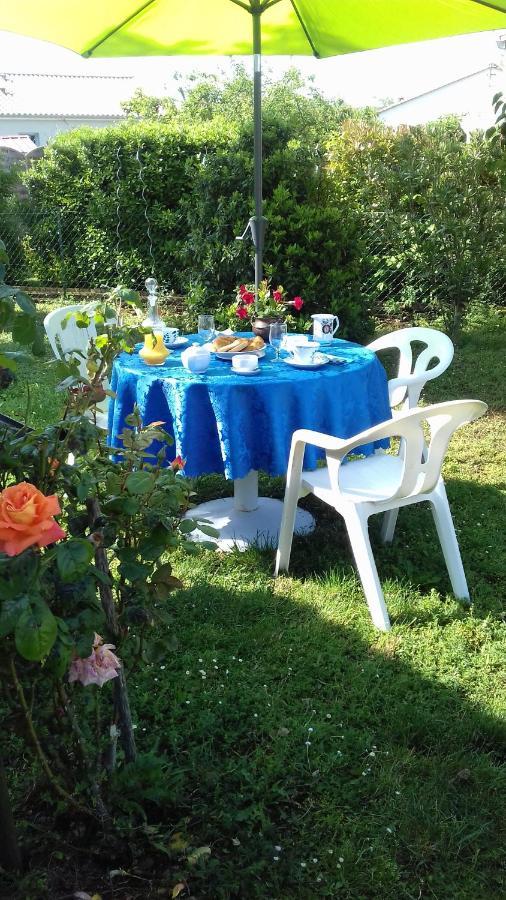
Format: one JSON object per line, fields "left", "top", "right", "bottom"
{"left": 1, "top": 304, "right": 505, "bottom": 899}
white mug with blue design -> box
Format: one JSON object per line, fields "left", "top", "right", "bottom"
{"left": 164, "top": 327, "right": 179, "bottom": 344}
{"left": 311, "top": 314, "right": 339, "bottom": 344}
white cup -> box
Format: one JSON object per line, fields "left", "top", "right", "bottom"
{"left": 164, "top": 327, "right": 179, "bottom": 344}
{"left": 232, "top": 353, "right": 258, "bottom": 373}
{"left": 282, "top": 334, "right": 309, "bottom": 351}
{"left": 292, "top": 342, "right": 319, "bottom": 364}
{"left": 311, "top": 314, "right": 339, "bottom": 344}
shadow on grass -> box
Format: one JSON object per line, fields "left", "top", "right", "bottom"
{"left": 122, "top": 569, "right": 506, "bottom": 900}
{"left": 5, "top": 484, "right": 505, "bottom": 898}
{"left": 193, "top": 472, "right": 505, "bottom": 628}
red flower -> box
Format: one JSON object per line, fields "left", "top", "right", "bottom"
{"left": 242, "top": 291, "right": 255, "bottom": 305}
{"left": 238, "top": 284, "right": 247, "bottom": 297}
{"left": 273, "top": 290, "right": 283, "bottom": 303}
{"left": 236, "top": 306, "right": 248, "bottom": 319}
{"left": 293, "top": 296, "right": 304, "bottom": 311}
{"left": 170, "top": 455, "right": 186, "bottom": 471}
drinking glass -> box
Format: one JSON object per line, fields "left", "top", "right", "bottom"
{"left": 269, "top": 322, "right": 287, "bottom": 362}
{"left": 198, "top": 314, "right": 215, "bottom": 344}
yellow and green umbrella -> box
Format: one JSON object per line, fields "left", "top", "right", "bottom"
{"left": 2, "top": 0, "right": 506, "bottom": 292}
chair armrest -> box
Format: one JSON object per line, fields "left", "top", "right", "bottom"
{"left": 291, "top": 429, "right": 349, "bottom": 453}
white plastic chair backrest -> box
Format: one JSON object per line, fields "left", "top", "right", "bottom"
{"left": 327, "top": 400, "right": 487, "bottom": 502}
{"left": 367, "top": 327, "right": 454, "bottom": 409}
{"left": 44, "top": 304, "right": 116, "bottom": 381}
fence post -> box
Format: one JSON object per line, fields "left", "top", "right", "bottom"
{"left": 56, "top": 209, "right": 67, "bottom": 300}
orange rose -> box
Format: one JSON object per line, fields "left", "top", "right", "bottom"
{"left": 0, "top": 482, "right": 66, "bottom": 557}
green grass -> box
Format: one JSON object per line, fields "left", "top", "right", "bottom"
{"left": 1, "top": 304, "right": 505, "bottom": 899}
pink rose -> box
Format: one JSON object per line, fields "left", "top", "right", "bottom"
{"left": 69, "top": 633, "right": 121, "bottom": 688}
{"left": 236, "top": 306, "right": 248, "bottom": 319}
{"left": 293, "top": 296, "right": 304, "bottom": 311}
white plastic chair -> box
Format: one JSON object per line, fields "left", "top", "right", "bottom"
{"left": 275, "top": 400, "right": 487, "bottom": 632}
{"left": 44, "top": 304, "right": 116, "bottom": 430}
{"left": 367, "top": 326, "right": 454, "bottom": 412}
{"left": 367, "top": 326, "right": 454, "bottom": 542}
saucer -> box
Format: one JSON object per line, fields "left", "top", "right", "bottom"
{"left": 233, "top": 367, "right": 261, "bottom": 376}
{"left": 283, "top": 353, "right": 329, "bottom": 370}
{"left": 164, "top": 336, "right": 189, "bottom": 349}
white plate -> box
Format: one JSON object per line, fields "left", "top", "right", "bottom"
{"left": 216, "top": 348, "right": 266, "bottom": 360}
{"left": 283, "top": 352, "right": 330, "bottom": 370}
{"left": 164, "top": 336, "right": 189, "bottom": 349}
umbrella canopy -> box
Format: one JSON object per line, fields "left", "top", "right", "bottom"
{"left": 1, "top": 1, "right": 506, "bottom": 58}
{"left": 2, "top": 0, "right": 506, "bottom": 293}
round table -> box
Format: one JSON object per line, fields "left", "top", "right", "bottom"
{"left": 108, "top": 335, "right": 391, "bottom": 550}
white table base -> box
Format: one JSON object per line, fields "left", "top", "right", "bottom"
{"left": 184, "top": 469, "right": 315, "bottom": 551}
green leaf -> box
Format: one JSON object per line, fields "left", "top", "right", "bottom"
{"left": 119, "top": 559, "right": 152, "bottom": 582}
{"left": 179, "top": 519, "right": 197, "bottom": 534}
{"left": 199, "top": 541, "right": 218, "bottom": 551}
{"left": 76, "top": 630, "right": 95, "bottom": 658}
{"left": 104, "top": 494, "right": 140, "bottom": 516}
{"left": 48, "top": 640, "right": 72, "bottom": 678}
{"left": 31, "top": 325, "right": 46, "bottom": 357}
{"left": 196, "top": 523, "right": 219, "bottom": 538}
{"left": 0, "top": 595, "right": 30, "bottom": 637}
{"left": 76, "top": 475, "right": 96, "bottom": 501}
{"left": 138, "top": 525, "right": 171, "bottom": 562}
{"left": 15, "top": 601, "right": 57, "bottom": 661}
{"left": 12, "top": 313, "right": 36, "bottom": 346}
{"left": 56, "top": 539, "right": 94, "bottom": 583}
{"left": 14, "top": 291, "right": 36, "bottom": 316}
{"left": 94, "top": 333, "right": 109, "bottom": 349}
{"left": 150, "top": 562, "right": 172, "bottom": 583}
{"left": 151, "top": 576, "right": 184, "bottom": 601}
{"left": 116, "top": 287, "right": 142, "bottom": 306}
{"left": 125, "top": 470, "right": 155, "bottom": 495}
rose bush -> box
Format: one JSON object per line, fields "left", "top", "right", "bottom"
{"left": 0, "top": 249, "right": 218, "bottom": 870}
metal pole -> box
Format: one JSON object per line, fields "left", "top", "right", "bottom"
{"left": 252, "top": 9, "right": 266, "bottom": 302}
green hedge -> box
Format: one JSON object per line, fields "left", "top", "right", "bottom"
{"left": 20, "top": 117, "right": 369, "bottom": 338}
{"left": 7, "top": 72, "right": 506, "bottom": 339}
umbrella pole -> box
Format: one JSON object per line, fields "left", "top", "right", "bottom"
{"left": 252, "top": 9, "right": 266, "bottom": 302}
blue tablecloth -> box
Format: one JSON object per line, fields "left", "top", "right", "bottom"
{"left": 108, "top": 336, "right": 391, "bottom": 480}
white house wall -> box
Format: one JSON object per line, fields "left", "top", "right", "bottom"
{"left": 0, "top": 116, "right": 124, "bottom": 146}
{"left": 379, "top": 69, "right": 504, "bottom": 134}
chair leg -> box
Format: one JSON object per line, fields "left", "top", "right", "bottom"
{"left": 381, "top": 508, "right": 399, "bottom": 544}
{"left": 430, "top": 484, "right": 470, "bottom": 600}
{"left": 343, "top": 506, "right": 391, "bottom": 631}
{"left": 274, "top": 484, "right": 301, "bottom": 577}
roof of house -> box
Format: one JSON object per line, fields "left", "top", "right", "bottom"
{"left": 0, "top": 72, "right": 134, "bottom": 118}
{"left": 0, "top": 134, "right": 38, "bottom": 154}
{"left": 379, "top": 64, "right": 501, "bottom": 114}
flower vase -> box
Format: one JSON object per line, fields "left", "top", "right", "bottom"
{"left": 251, "top": 315, "right": 284, "bottom": 343}
{"left": 139, "top": 332, "right": 170, "bottom": 366}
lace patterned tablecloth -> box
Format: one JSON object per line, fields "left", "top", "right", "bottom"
{"left": 108, "top": 335, "right": 391, "bottom": 479}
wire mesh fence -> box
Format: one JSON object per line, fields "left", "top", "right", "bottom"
{"left": 2, "top": 204, "right": 506, "bottom": 317}
{"left": 2, "top": 206, "right": 164, "bottom": 295}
